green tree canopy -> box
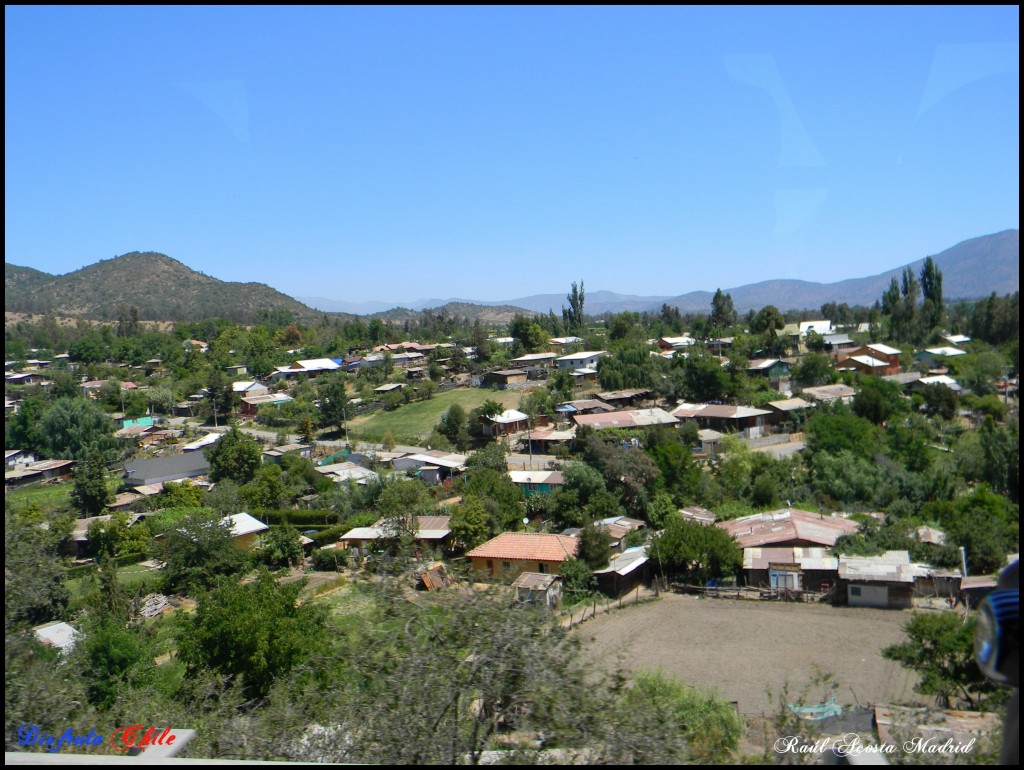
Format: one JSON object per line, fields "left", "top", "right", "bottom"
{"left": 206, "top": 426, "right": 263, "bottom": 485}
{"left": 178, "top": 569, "right": 329, "bottom": 698}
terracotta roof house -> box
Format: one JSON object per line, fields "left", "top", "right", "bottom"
{"left": 467, "top": 532, "right": 578, "bottom": 580}
{"left": 716, "top": 508, "right": 860, "bottom": 549}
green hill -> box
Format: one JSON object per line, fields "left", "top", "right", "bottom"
{"left": 4, "top": 252, "right": 331, "bottom": 325}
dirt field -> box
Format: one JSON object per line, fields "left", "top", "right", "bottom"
{"left": 578, "top": 593, "right": 925, "bottom": 715}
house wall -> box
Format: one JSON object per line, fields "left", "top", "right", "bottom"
{"left": 470, "top": 557, "right": 564, "bottom": 581}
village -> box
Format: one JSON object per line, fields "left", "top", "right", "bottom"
{"left": 5, "top": 273, "right": 1020, "bottom": 761}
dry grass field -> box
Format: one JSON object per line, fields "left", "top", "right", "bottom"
{"left": 578, "top": 592, "right": 926, "bottom": 716}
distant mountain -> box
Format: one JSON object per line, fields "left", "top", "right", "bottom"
{"left": 373, "top": 302, "right": 539, "bottom": 326}
{"left": 4, "top": 252, "right": 330, "bottom": 325}
{"left": 658, "top": 229, "right": 1020, "bottom": 313}
{"left": 301, "top": 231, "right": 1018, "bottom": 317}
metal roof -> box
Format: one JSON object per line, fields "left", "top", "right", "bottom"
{"left": 572, "top": 408, "right": 678, "bottom": 429}
{"left": 718, "top": 508, "right": 860, "bottom": 548}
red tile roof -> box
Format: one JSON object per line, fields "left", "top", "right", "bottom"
{"left": 467, "top": 532, "right": 578, "bottom": 563}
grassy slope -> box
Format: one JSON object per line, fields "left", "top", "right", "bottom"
{"left": 347, "top": 389, "right": 522, "bottom": 443}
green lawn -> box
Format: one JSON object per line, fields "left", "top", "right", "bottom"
{"left": 5, "top": 477, "right": 121, "bottom": 517}
{"left": 347, "top": 388, "right": 522, "bottom": 444}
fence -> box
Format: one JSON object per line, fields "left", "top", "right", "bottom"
{"left": 562, "top": 585, "right": 655, "bottom": 628}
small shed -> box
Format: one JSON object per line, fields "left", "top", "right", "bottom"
{"left": 511, "top": 572, "right": 562, "bottom": 609}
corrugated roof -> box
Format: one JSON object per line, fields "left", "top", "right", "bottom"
{"left": 838, "top": 551, "right": 914, "bottom": 583}
{"left": 717, "top": 508, "right": 860, "bottom": 548}
{"left": 572, "top": 408, "right": 678, "bottom": 429}
{"left": 467, "top": 532, "right": 578, "bottom": 562}
{"left": 225, "top": 512, "right": 269, "bottom": 538}
{"left": 511, "top": 572, "right": 561, "bottom": 590}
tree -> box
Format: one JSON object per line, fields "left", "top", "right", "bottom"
{"left": 5, "top": 510, "right": 71, "bottom": 628}
{"left": 919, "top": 256, "right": 944, "bottom": 335}
{"left": 448, "top": 496, "right": 490, "bottom": 551}
{"left": 509, "top": 315, "right": 547, "bottom": 353}
{"left": 751, "top": 305, "right": 785, "bottom": 354}
{"left": 37, "top": 397, "right": 117, "bottom": 462}
{"left": 560, "top": 557, "right": 596, "bottom": 599}
{"left": 159, "top": 511, "right": 250, "bottom": 595}
{"left": 562, "top": 280, "right": 586, "bottom": 333}
{"left": 437, "top": 403, "right": 470, "bottom": 451}
{"left": 178, "top": 569, "right": 328, "bottom": 699}
{"left": 709, "top": 289, "right": 737, "bottom": 332}
{"left": 71, "top": 451, "right": 113, "bottom": 516}
{"left": 649, "top": 517, "right": 741, "bottom": 582}
{"left": 206, "top": 426, "right": 262, "bottom": 485}
{"left": 883, "top": 612, "right": 993, "bottom": 708}
{"left": 263, "top": 524, "right": 303, "bottom": 569}
{"left": 318, "top": 375, "right": 349, "bottom": 432}
{"left": 793, "top": 353, "right": 835, "bottom": 386}
{"left": 577, "top": 521, "right": 612, "bottom": 570}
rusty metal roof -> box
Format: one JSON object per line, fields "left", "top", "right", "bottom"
{"left": 717, "top": 508, "right": 860, "bottom": 548}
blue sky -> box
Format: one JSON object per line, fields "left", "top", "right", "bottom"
{"left": 4, "top": 6, "right": 1019, "bottom": 307}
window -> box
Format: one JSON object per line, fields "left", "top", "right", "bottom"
{"left": 501, "top": 561, "right": 511, "bottom": 572}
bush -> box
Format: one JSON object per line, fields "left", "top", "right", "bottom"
{"left": 311, "top": 548, "right": 347, "bottom": 571}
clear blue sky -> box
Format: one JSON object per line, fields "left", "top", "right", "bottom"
{"left": 5, "top": 6, "right": 1019, "bottom": 306}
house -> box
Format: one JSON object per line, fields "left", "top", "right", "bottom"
{"left": 799, "top": 320, "right": 833, "bottom": 337}
{"left": 511, "top": 572, "right": 563, "bottom": 609}
{"left": 746, "top": 359, "right": 791, "bottom": 382}
{"left": 225, "top": 512, "right": 269, "bottom": 550}
{"left": 315, "top": 461, "right": 380, "bottom": 485}
{"left": 823, "top": 334, "right": 857, "bottom": 356}
{"left": 657, "top": 336, "right": 697, "bottom": 351}
{"left": 556, "top": 399, "right": 615, "bottom": 417}
{"left": 801, "top": 383, "right": 857, "bottom": 404}
{"left": 765, "top": 397, "right": 813, "bottom": 427}
{"left": 225, "top": 364, "right": 248, "bottom": 377}
{"left": 741, "top": 547, "right": 838, "bottom": 592}
{"left": 232, "top": 380, "right": 270, "bottom": 398}
{"left": 941, "top": 334, "right": 971, "bottom": 346}
{"left": 913, "top": 374, "right": 963, "bottom": 393}
{"left": 679, "top": 506, "right": 717, "bottom": 525}
{"left": 836, "top": 354, "right": 891, "bottom": 377}
{"left": 262, "top": 443, "right": 312, "bottom": 464}
{"left": 914, "top": 347, "right": 967, "bottom": 369}
{"left": 271, "top": 358, "right": 341, "bottom": 380}
{"left": 846, "top": 343, "right": 901, "bottom": 376}
{"left": 123, "top": 453, "right": 211, "bottom": 486}
{"left": 5, "top": 448, "right": 38, "bottom": 470}
{"left": 339, "top": 515, "right": 452, "bottom": 554}
{"left": 521, "top": 426, "right": 576, "bottom": 456}
{"left": 482, "top": 409, "right": 533, "bottom": 438}
{"left": 556, "top": 350, "right": 608, "bottom": 371}
{"left": 466, "top": 532, "right": 579, "bottom": 580}
{"left": 836, "top": 551, "right": 916, "bottom": 609}
{"left": 595, "top": 515, "right": 646, "bottom": 552}
{"left": 549, "top": 336, "right": 584, "bottom": 348}
{"left": 33, "top": 621, "right": 79, "bottom": 653}
{"left": 241, "top": 392, "right": 294, "bottom": 417}
{"left": 394, "top": 451, "right": 468, "bottom": 484}
{"left": 180, "top": 432, "right": 221, "bottom": 452}
{"left": 670, "top": 403, "right": 771, "bottom": 439}
{"left": 508, "top": 470, "right": 565, "bottom": 496}
{"left": 482, "top": 369, "right": 529, "bottom": 389}
{"left": 6, "top": 371, "right": 50, "bottom": 386}
{"left": 183, "top": 339, "right": 210, "bottom": 353}
{"left": 5, "top": 459, "right": 77, "bottom": 487}
{"left": 594, "top": 545, "right": 650, "bottom": 597}
{"left": 716, "top": 508, "right": 860, "bottom": 549}
{"left": 509, "top": 352, "right": 558, "bottom": 369}
{"left": 572, "top": 408, "right": 678, "bottom": 431}
{"left": 595, "top": 389, "right": 652, "bottom": 409}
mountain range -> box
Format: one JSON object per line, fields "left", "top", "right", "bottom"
{"left": 4, "top": 230, "right": 1018, "bottom": 325}
{"left": 301, "top": 230, "right": 1018, "bottom": 315}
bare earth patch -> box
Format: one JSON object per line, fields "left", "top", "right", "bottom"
{"left": 578, "top": 592, "right": 925, "bottom": 715}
